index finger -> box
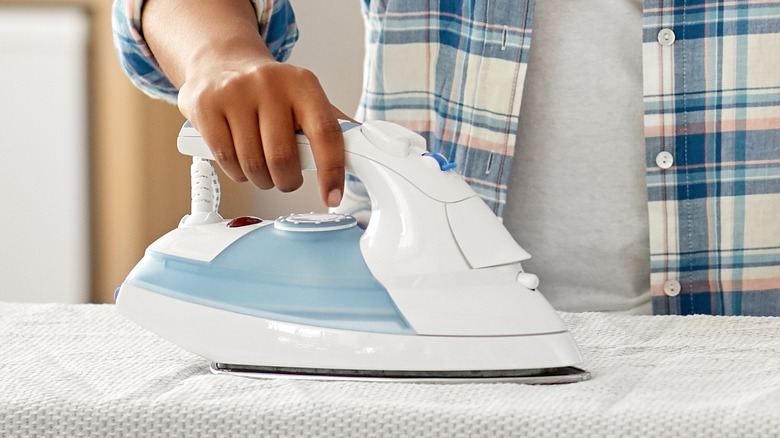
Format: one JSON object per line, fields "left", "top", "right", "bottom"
{"left": 295, "top": 100, "right": 346, "bottom": 208}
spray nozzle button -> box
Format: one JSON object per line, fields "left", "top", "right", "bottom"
{"left": 422, "top": 152, "right": 457, "bottom": 171}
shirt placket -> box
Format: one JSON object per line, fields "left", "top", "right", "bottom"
{"left": 644, "top": 0, "right": 684, "bottom": 314}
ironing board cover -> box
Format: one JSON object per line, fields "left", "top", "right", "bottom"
{"left": 2, "top": 302, "right": 779, "bottom": 437}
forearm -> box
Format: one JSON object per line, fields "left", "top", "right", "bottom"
{"left": 141, "top": 0, "right": 272, "bottom": 89}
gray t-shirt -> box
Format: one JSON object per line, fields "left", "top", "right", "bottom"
{"left": 504, "top": 0, "right": 652, "bottom": 313}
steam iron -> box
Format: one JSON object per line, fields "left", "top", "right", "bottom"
{"left": 115, "top": 120, "right": 590, "bottom": 384}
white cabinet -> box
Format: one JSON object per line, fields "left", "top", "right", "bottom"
{"left": 0, "top": 6, "right": 89, "bottom": 302}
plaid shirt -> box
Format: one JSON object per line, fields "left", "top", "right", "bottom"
{"left": 113, "top": 0, "right": 780, "bottom": 316}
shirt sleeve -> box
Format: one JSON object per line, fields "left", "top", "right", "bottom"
{"left": 111, "top": 0, "right": 299, "bottom": 104}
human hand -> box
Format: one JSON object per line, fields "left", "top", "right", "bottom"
{"left": 177, "top": 54, "right": 349, "bottom": 208}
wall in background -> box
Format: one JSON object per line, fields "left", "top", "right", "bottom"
{"left": 289, "top": 0, "right": 364, "bottom": 114}
{"left": 251, "top": 0, "right": 365, "bottom": 218}
{"left": 0, "top": 6, "right": 89, "bottom": 303}
{"left": 6, "top": 0, "right": 203, "bottom": 304}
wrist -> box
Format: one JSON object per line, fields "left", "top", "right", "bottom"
{"left": 185, "top": 35, "right": 275, "bottom": 78}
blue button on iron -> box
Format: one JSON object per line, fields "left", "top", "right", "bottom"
{"left": 423, "top": 152, "right": 457, "bottom": 170}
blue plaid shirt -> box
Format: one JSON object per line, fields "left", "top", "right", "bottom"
{"left": 113, "top": 0, "right": 780, "bottom": 316}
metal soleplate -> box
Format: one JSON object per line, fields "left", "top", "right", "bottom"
{"left": 210, "top": 363, "right": 591, "bottom": 385}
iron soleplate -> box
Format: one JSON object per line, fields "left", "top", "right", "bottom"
{"left": 210, "top": 362, "right": 591, "bottom": 384}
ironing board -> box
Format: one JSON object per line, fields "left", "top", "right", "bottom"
{"left": 2, "top": 301, "right": 779, "bottom": 437}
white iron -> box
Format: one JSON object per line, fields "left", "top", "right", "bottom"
{"left": 115, "top": 120, "right": 589, "bottom": 384}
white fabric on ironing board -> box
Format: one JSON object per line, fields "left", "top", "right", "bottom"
{"left": 2, "top": 302, "right": 780, "bottom": 437}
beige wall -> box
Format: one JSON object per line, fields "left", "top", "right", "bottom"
{"left": 6, "top": 0, "right": 255, "bottom": 303}
{"left": 289, "top": 0, "right": 364, "bottom": 114}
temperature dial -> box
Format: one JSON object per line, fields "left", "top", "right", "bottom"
{"left": 274, "top": 213, "right": 358, "bottom": 232}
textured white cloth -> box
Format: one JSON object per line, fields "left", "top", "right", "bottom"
{"left": 2, "top": 302, "right": 780, "bottom": 437}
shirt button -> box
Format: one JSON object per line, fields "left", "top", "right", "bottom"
{"left": 656, "top": 151, "right": 674, "bottom": 169}
{"left": 658, "top": 28, "right": 676, "bottom": 46}
{"left": 663, "top": 280, "right": 681, "bottom": 297}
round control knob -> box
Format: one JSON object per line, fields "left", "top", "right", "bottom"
{"left": 274, "top": 212, "right": 358, "bottom": 232}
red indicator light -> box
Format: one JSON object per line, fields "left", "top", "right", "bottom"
{"left": 227, "top": 216, "right": 262, "bottom": 228}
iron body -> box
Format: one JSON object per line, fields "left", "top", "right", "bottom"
{"left": 116, "top": 120, "right": 590, "bottom": 383}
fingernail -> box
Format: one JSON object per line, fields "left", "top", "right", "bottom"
{"left": 327, "top": 188, "right": 343, "bottom": 207}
